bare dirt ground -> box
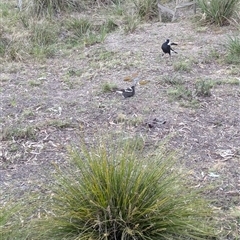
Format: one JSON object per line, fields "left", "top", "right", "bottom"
{"left": 1, "top": 13, "right": 240, "bottom": 238}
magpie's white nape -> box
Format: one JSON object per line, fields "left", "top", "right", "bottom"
{"left": 161, "top": 39, "right": 178, "bottom": 57}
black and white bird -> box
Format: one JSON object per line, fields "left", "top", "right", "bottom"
{"left": 161, "top": 39, "right": 178, "bottom": 57}
{"left": 116, "top": 78, "right": 139, "bottom": 98}
{"left": 116, "top": 85, "right": 135, "bottom": 98}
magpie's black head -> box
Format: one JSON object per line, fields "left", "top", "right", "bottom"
{"left": 166, "top": 39, "right": 170, "bottom": 43}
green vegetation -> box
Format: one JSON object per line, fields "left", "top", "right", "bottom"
{"left": 67, "top": 68, "right": 83, "bottom": 77}
{"left": 0, "top": 203, "right": 22, "bottom": 239}
{"left": 45, "top": 119, "right": 75, "bottom": 129}
{"left": 0, "top": 132, "right": 220, "bottom": 239}
{"left": 115, "top": 113, "right": 144, "bottom": 126}
{"left": 0, "top": 136, "right": 217, "bottom": 239}
{"left": 102, "top": 82, "right": 118, "bottom": 92}
{"left": 173, "top": 60, "right": 192, "bottom": 72}
{"left": 167, "top": 78, "right": 214, "bottom": 106}
{"left": 30, "top": 20, "right": 59, "bottom": 46}
{"left": 133, "top": 0, "right": 158, "bottom": 21}
{"left": 28, "top": 0, "right": 82, "bottom": 17}
{"left": 225, "top": 36, "right": 240, "bottom": 64}
{"left": 2, "top": 126, "right": 36, "bottom": 141}
{"left": 0, "top": 0, "right": 160, "bottom": 61}
{"left": 66, "top": 18, "right": 92, "bottom": 38}
{"left": 1, "top": 0, "right": 239, "bottom": 61}
{"left": 0, "top": 37, "right": 8, "bottom": 57}
{"left": 28, "top": 79, "right": 43, "bottom": 86}
{"left": 162, "top": 74, "right": 184, "bottom": 85}
{"left": 123, "top": 14, "right": 140, "bottom": 33}
{"left": 216, "top": 78, "right": 240, "bottom": 85}
{"left": 195, "top": 80, "right": 213, "bottom": 97}
{"left": 167, "top": 85, "right": 192, "bottom": 101}
{"left": 229, "top": 11, "right": 240, "bottom": 31}
{"left": 197, "top": 0, "right": 239, "bottom": 26}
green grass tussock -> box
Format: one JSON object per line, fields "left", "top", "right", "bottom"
{"left": 0, "top": 201, "right": 31, "bottom": 239}
{"left": 197, "top": 0, "right": 239, "bottom": 26}
{"left": 66, "top": 17, "right": 92, "bottom": 37}
{"left": 2, "top": 126, "right": 36, "bottom": 141}
{"left": 225, "top": 35, "right": 240, "bottom": 64}
{"left": 30, "top": 20, "right": 59, "bottom": 46}
{"left": 173, "top": 60, "right": 192, "bottom": 72}
{"left": 133, "top": 0, "right": 159, "bottom": 21}
{"left": 65, "top": 17, "right": 118, "bottom": 45}
{"left": 102, "top": 82, "right": 118, "bottom": 92}
{"left": 195, "top": 80, "right": 213, "bottom": 97}
{"left": 28, "top": 0, "right": 82, "bottom": 17}
{"left": 29, "top": 137, "right": 217, "bottom": 239}
{"left": 123, "top": 13, "right": 140, "bottom": 33}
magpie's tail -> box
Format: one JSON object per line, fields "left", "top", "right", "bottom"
{"left": 170, "top": 47, "right": 178, "bottom": 54}
{"left": 170, "top": 42, "right": 178, "bottom": 46}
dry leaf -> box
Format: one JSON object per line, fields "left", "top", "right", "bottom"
{"left": 123, "top": 76, "right": 133, "bottom": 82}
{"left": 139, "top": 80, "right": 150, "bottom": 85}
{"left": 123, "top": 73, "right": 139, "bottom": 82}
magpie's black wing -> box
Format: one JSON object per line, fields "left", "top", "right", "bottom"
{"left": 161, "top": 42, "right": 170, "bottom": 54}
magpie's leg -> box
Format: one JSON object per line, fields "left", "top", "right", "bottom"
{"left": 169, "top": 53, "right": 172, "bottom": 62}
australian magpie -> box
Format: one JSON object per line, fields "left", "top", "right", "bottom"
{"left": 116, "top": 78, "right": 139, "bottom": 98}
{"left": 116, "top": 85, "right": 135, "bottom": 98}
{"left": 161, "top": 39, "right": 178, "bottom": 57}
